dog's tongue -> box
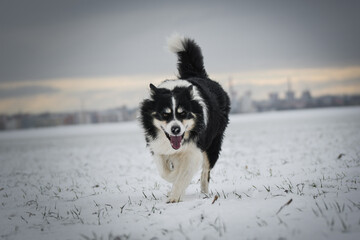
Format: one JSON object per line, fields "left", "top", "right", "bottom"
{"left": 170, "top": 135, "right": 182, "bottom": 150}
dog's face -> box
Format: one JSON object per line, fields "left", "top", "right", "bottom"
{"left": 149, "top": 84, "right": 196, "bottom": 150}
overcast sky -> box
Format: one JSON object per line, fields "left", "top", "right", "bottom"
{"left": 1, "top": 0, "right": 360, "bottom": 113}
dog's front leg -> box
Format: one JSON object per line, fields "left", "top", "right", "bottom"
{"left": 167, "top": 154, "right": 201, "bottom": 203}
{"left": 167, "top": 168, "right": 194, "bottom": 203}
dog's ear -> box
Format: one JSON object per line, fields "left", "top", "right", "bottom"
{"left": 149, "top": 83, "right": 157, "bottom": 96}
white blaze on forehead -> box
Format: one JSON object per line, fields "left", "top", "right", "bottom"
{"left": 172, "top": 96, "right": 176, "bottom": 117}
{"left": 157, "top": 79, "right": 208, "bottom": 127}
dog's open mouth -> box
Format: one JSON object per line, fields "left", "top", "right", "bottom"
{"left": 164, "top": 131, "right": 184, "bottom": 150}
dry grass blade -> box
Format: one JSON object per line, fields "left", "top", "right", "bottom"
{"left": 212, "top": 194, "right": 219, "bottom": 204}
{"left": 276, "top": 198, "right": 293, "bottom": 215}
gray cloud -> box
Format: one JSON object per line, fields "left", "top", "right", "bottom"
{"left": 0, "top": 85, "right": 59, "bottom": 99}
{"left": 0, "top": 0, "right": 360, "bottom": 83}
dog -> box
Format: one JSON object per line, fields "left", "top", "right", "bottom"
{"left": 139, "top": 34, "right": 230, "bottom": 203}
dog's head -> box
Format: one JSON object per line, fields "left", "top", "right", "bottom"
{"left": 149, "top": 83, "right": 198, "bottom": 150}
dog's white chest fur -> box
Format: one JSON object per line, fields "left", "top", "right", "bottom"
{"left": 151, "top": 141, "right": 204, "bottom": 202}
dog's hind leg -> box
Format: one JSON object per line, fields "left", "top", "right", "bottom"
{"left": 200, "top": 152, "right": 210, "bottom": 194}
{"left": 200, "top": 134, "right": 225, "bottom": 195}
{"left": 206, "top": 134, "right": 225, "bottom": 169}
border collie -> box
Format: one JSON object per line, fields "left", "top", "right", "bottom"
{"left": 139, "top": 34, "right": 230, "bottom": 203}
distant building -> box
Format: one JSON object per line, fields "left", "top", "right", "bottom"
{"left": 285, "top": 90, "right": 295, "bottom": 102}
{"left": 4, "top": 117, "right": 19, "bottom": 130}
{"left": 239, "top": 91, "right": 256, "bottom": 113}
{"left": 269, "top": 92, "right": 279, "bottom": 110}
{"left": 284, "top": 78, "right": 295, "bottom": 108}
{"left": 300, "top": 89, "right": 313, "bottom": 107}
{"left": 228, "top": 78, "right": 239, "bottom": 113}
{"left": 301, "top": 90, "right": 312, "bottom": 101}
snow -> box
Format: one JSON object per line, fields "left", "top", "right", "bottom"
{"left": 1, "top": 106, "right": 360, "bottom": 240}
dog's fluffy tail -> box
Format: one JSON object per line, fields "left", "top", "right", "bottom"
{"left": 167, "top": 33, "right": 208, "bottom": 79}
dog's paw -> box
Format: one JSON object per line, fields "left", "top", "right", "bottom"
{"left": 201, "top": 186, "right": 209, "bottom": 194}
{"left": 166, "top": 197, "right": 181, "bottom": 204}
{"left": 166, "top": 194, "right": 181, "bottom": 203}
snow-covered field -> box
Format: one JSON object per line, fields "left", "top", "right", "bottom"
{"left": 1, "top": 107, "right": 360, "bottom": 240}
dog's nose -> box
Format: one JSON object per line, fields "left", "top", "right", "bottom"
{"left": 171, "top": 125, "right": 181, "bottom": 135}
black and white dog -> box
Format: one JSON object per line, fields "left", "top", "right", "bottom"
{"left": 140, "top": 35, "right": 230, "bottom": 203}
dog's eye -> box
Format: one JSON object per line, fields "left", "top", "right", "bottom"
{"left": 162, "top": 113, "right": 170, "bottom": 118}
{"left": 179, "top": 111, "right": 187, "bottom": 117}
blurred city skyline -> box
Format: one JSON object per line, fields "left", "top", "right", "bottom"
{"left": 1, "top": 0, "right": 360, "bottom": 114}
